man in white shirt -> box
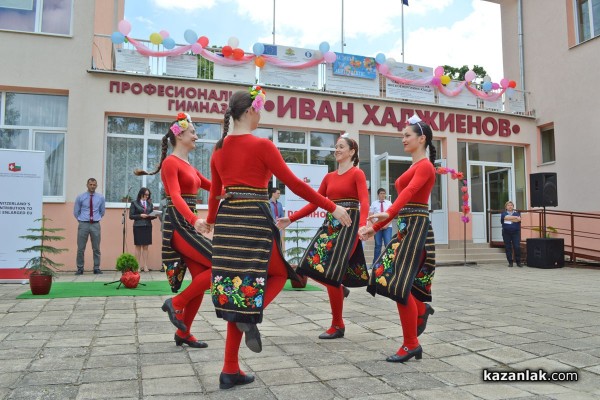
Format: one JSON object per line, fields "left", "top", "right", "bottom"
{"left": 369, "top": 188, "right": 393, "bottom": 264}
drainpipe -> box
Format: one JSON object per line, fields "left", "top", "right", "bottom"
{"left": 517, "top": 0, "right": 525, "bottom": 90}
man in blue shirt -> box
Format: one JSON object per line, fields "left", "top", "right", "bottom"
{"left": 73, "top": 178, "right": 106, "bottom": 274}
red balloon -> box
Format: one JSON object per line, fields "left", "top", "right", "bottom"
{"left": 222, "top": 45, "right": 233, "bottom": 57}
{"left": 508, "top": 80, "right": 517, "bottom": 88}
{"left": 232, "top": 48, "right": 245, "bottom": 60}
{"left": 197, "top": 36, "right": 209, "bottom": 47}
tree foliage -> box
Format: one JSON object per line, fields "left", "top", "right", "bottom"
{"left": 442, "top": 65, "right": 487, "bottom": 82}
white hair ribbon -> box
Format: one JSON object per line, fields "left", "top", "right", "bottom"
{"left": 407, "top": 115, "right": 422, "bottom": 125}
{"left": 340, "top": 132, "right": 350, "bottom": 138}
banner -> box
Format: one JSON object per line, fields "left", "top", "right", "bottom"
{"left": 283, "top": 164, "right": 328, "bottom": 262}
{"left": 386, "top": 62, "right": 435, "bottom": 103}
{"left": 165, "top": 54, "right": 198, "bottom": 78}
{"left": 325, "top": 52, "right": 380, "bottom": 96}
{"left": 0, "top": 149, "right": 45, "bottom": 282}
{"left": 259, "top": 44, "right": 319, "bottom": 89}
{"left": 213, "top": 55, "right": 257, "bottom": 84}
{"left": 438, "top": 80, "right": 478, "bottom": 109}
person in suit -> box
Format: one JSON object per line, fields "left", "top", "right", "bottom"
{"left": 73, "top": 178, "right": 105, "bottom": 275}
{"left": 129, "top": 187, "right": 156, "bottom": 272}
{"left": 269, "top": 187, "right": 284, "bottom": 222}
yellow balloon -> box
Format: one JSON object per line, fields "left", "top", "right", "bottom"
{"left": 440, "top": 75, "right": 451, "bottom": 85}
{"left": 149, "top": 32, "right": 163, "bottom": 45}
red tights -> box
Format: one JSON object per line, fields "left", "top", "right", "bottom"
{"left": 170, "top": 231, "right": 211, "bottom": 338}
{"left": 222, "top": 241, "right": 288, "bottom": 373}
{"left": 396, "top": 294, "right": 426, "bottom": 356}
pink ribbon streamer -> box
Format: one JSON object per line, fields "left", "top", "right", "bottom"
{"left": 435, "top": 81, "right": 468, "bottom": 97}
{"left": 261, "top": 55, "right": 324, "bottom": 69}
{"left": 376, "top": 65, "right": 434, "bottom": 87}
{"left": 127, "top": 37, "right": 193, "bottom": 57}
{"left": 465, "top": 84, "right": 507, "bottom": 101}
{"left": 198, "top": 48, "right": 255, "bottom": 65}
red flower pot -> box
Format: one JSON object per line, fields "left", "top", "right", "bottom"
{"left": 29, "top": 273, "right": 53, "bottom": 295}
{"left": 120, "top": 271, "right": 140, "bottom": 288}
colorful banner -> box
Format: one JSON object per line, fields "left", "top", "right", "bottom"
{"left": 259, "top": 44, "right": 320, "bottom": 89}
{"left": 332, "top": 53, "right": 377, "bottom": 79}
{"left": 326, "top": 52, "right": 380, "bottom": 96}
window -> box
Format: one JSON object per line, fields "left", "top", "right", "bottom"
{"left": 576, "top": 0, "right": 600, "bottom": 42}
{"left": 105, "top": 117, "right": 220, "bottom": 205}
{"left": 541, "top": 126, "right": 556, "bottom": 163}
{"left": 0, "top": 92, "right": 67, "bottom": 199}
{"left": 0, "top": 0, "right": 73, "bottom": 35}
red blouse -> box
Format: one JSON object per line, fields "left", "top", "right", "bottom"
{"left": 161, "top": 155, "right": 211, "bottom": 226}
{"left": 207, "top": 134, "right": 336, "bottom": 224}
{"left": 373, "top": 158, "right": 436, "bottom": 231}
{"left": 290, "top": 167, "right": 370, "bottom": 227}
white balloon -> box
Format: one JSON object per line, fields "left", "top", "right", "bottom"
{"left": 483, "top": 75, "right": 492, "bottom": 82}
{"left": 386, "top": 57, "right": 397, "bottom": 65}
{"left": 228, "top": 36, "right": 239, "bottom": 48}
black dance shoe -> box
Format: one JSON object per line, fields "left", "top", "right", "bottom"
{"left": 219, "top": 371, "right": 255, "bottom": 390}
{"left": 236, "top": 322, "right": 262, "bottom": 353}
{"left": 386, "top": 345, "right": 423, "bottom": 363}
{"left": 318, "top": 326, "right": 345, "bottom": 339}
{"left": 161, "top": 298, "right": 187, "bottom": 332}
{"left": 417, "top": 304, "right": 435, "bottom": 337}
{"left": 343, "top": 286, "right": 350, "bottom": 298}
{"left": 174, "top": 333, "right": 208, "bottom": 348}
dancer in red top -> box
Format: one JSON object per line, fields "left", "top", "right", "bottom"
{"left": 200, "top": 87, "right": 351, "bottom": 390}
{"left": 277, "top": 134, "right": 370, "bottom": 339}
{"left": 135, "top": 113, "right": 213, "bottom": 349}
{"left": 359, "top": 115, "right": 437, "bottom": 363}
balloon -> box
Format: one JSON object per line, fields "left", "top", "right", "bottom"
{"left": 198, "top": 36, "right": 209, "bottom": 48}
{"left": 500, "top": 78, "right": 509, "bottom": 88}
{"left": 222, "top": 45, "right": 233, "bottom": 57}
{"left": 118, "top": 20, "right": 131, "bottom": 36}
{"left": 431, "top": 76, "right": 441, "bottom": 86}
{"left": 162, "top": 37, "right": 176, "bottom": 49}
{"left": 255, "top": 56, "right": 266, "bottom": 68}
{"left": 232, "top": 48, "right": 245, "bottom": 60}
{"left": 508, "top": 80, "right": 517, "bottom": 88}
{"left": 482, "top": 81, "right": 492, "bottom": 91}
{"left": 319, "top": 41, "right": 330, "bottom": 53}
{"left": 323, "top": 51, "right": 337, "bottom": 63}
{"left": 149, "top": 32, "right": 163, "bottom": 45}
{"left": 464, "top": 70, "right": 476, "bottom": 82}
{"left": 253, "top": 42, "right": 265, "bottom": 56}
{"left": 378, "top": 64, "right": 389, "bottom": 74}
{"left": 483, "top": 75, "right": 491, "bottom": 82}
{"left": 159, "top": 30, "right": 170, "bottom": 39}
{"left": 314, "top": 50, "right": 323, "bottom": 59}
{"left": 506, "top": 88, "right": 515, "bottom": 97}
{"left": 191, "top": 43, "right": 202, "bottom": 54}
{"left": 434, "top": 66, "right": 444, "bottom": 77}
{"left": 386, "top": 57, "right": 396, "bottom": 65}
{"left": 440, "top": 75, "right": 451, "bottom": 85}
{"left": 228, "top": 36, "right": 239, "bottom": 48}
{"left": 111, "top": 31, "right": 125, "bottom": 44}
{"left": 491, "top": 82, "right": 500, "bottom": 90}
{"left": 184, "top": 29, "right": 198, "bottom": 44}
{"left": 375, "top": 53, "right": 386, "bottom": 64}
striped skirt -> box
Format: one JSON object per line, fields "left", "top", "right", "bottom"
{"left": 210, "top": 186, "right": 299, "bottom": 324}
{"left": 297, "top": 199, "right": 369, "bottom": 288}
{"left": 162, "top": 195, "right": 212, "bottom": 293}
{"left": 367, "top": 203, "right": 436, "bottom": 304}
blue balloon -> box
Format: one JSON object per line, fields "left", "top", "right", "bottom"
{"left": 319, "top": 41, "right": 330, "bottom": 53}
{"left": 184, "top": 29, "right": 198, "bottom": 44}
{"left": 163, "top": 37, "right": 176, "bottom": 50}
{"left": 482, "top": 81, "right": 492, "bottom": 91}
{"left": 375, "top": 53, "right": 386, "bottom": 64}
{"left": 111, "top": 31, "right": 125, "bottom": 44}
{"left": 253, "top": 42, "right": 265, "bottom": 56}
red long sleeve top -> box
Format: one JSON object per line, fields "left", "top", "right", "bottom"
{"left": 290, "top": 167, "right": 370, "bottom": 227}
{"left": 207, "top": 134, "right": 336, "bottom": 224}
{"left": 161, "top": 155, "right": 211, "bottom": 226}
{"left": 373, "top": 158, "right": 436, "bottom": 232}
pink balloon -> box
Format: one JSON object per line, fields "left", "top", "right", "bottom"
{"left": 159, "top": 30, "right": 170, "bottom": 39}
{"left": 434, "top": 66, "right": 444, "bottom": 77}
{"left": 491, "top": 82, "right": 500, "bottom": 90}
{"left": 378, "top": 64, "right": 389, "bottom": 74}
{"left": 431, "top": 76, "right": 441, "bottom": 86}
{"left": 118, "top": 20, "right": 131, "bottom": 36}
{"left": 465, "top": 70, "right": 476, "bottom": 82}
{"left": 191, "top": 43, "right": 202, "bottom": 54}
{"left": 500, "top": 78, "right": 509, "bottom": 88}
{"left": 323, "top": 51, "right": 337, "bottom": 63}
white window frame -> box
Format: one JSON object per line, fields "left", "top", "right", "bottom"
{"left": 575, "top": 0, "right": 600, "bottom": 43}
{"left": 0, "top": 0, "right": 74, "bottom": 36}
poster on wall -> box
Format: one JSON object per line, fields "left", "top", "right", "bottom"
{"left": 438, "top": 80, "right": 478, "bottom": 109}
{"left": 165, "top": 54, "right": 198, "bottom": 78}
{"left": 385, "top": 62, "right": 435, "bottom": 103}
{"left": 506, "top": 90, "right": 526, "bottom": 114}
{"left": 115, "top": 48, "right": 149, "bottom": 74}
{"left": 213, "top": 56, "right": 257, "bottom": 84}
{"left": 283, "top": 164, "right": 328, "bottom": 262}
{"left": 483, "top": 97, "right": 503, "bottom": 112}
{"left": 0, "top": 149, "right": 44, "bottom": 282}
{"left": 258, "top": 44, "right": 319, "bottom": 89}
{"left": 325, "top": 52, "right": 379, "bottom": 96}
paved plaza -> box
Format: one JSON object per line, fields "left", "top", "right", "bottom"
{"left": 1, "top": 263, "right": 599, "bottom": 400}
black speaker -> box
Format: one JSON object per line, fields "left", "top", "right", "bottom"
{"left": 526, "top": 238, "right": 564, "bottom": 268}
{"left": 530, "top": 173, "right": 558, "bottom": 207}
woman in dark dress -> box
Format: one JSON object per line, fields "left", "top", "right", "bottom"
{"left": 129, "top": 187, "right": 156, "bottom": 272}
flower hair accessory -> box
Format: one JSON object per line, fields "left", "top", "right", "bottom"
{"left": 170, "top": 112, "right": 192, "bottom": 135}
{"left": 249, "top": 85, "right": 267, "bottom": 112}
{"left": 340, "top": 132, "right": 350, "bottom": 138}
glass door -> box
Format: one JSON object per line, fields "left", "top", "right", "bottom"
{"left": 487, "top": 167, "right": 512, "bottom": 242}
{"left": 374, "top": 153, "right": 389, "bottom": 202}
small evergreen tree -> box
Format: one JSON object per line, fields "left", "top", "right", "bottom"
{"left": 18, "top": 217, "right": 66, "bottom": 278}
{"left": 283, "top": 221, "right": 313, "bottom": 265}
{"left": 116, "top": 252, "right": 139, "bottom": 273}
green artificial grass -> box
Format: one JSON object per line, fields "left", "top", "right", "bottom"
{"left": 17, "top": 280, "right": 322, "bottom": 299}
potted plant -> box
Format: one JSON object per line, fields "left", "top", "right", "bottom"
{"left": 18, "top": 217, "right": 66, "bottom": 295}
{"left": 115, "top": 252, "right": 140, "bottom": 288}
{"left": 283, "top": 221, "right": 313, "bottom": 288}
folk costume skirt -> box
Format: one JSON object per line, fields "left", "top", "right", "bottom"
{"left": 367, "top": 203, "right": 436, "bottom": 304}
{"left": 162, "top": 195, "right": 212, "bottom": 293}
{"left": 210, "top": 186, "right": 300, "bottom": 324}
{"left": 297, "top": 199, "right": 369, "bottom": 288}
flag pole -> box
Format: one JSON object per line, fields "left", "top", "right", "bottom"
{"left": 272, "top": 0, "right": 276, "bottom": 44}
{"left": 401, "top": 1, "right": 405, "bottom": 62}
{"left": 341, "top": 0, "right": 345, "bottom": 53}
